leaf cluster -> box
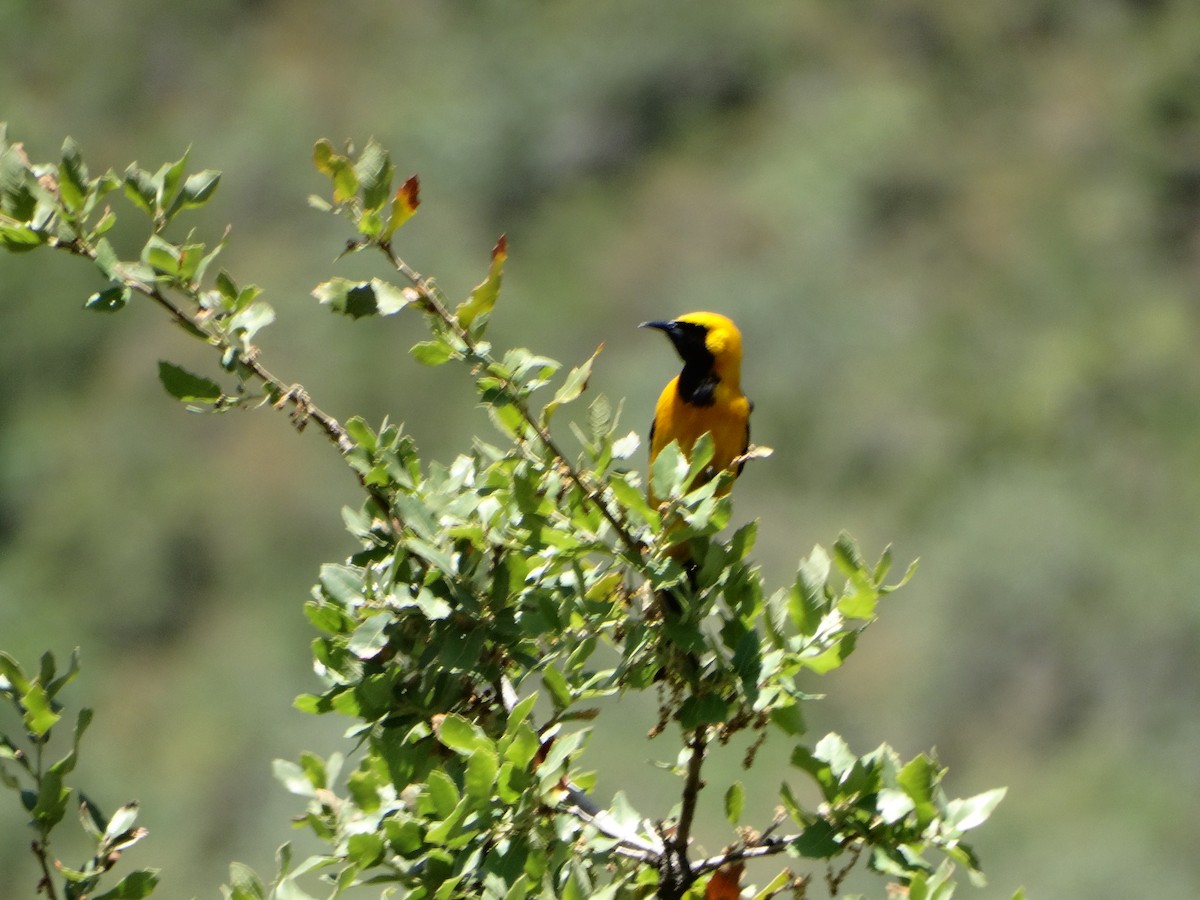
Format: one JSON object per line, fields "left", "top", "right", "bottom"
{"left": 0, "top": 650, "right": 157, "bottom": 900}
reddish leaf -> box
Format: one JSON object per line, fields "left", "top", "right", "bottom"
{"left": 705, "top": 862, "right": 744, "bottom": 900}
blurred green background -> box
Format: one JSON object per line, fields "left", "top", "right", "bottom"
{"left": 4, "top": 1, "right": 1200, "bottom": 896}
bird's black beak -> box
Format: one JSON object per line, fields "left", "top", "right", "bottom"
{"left": 639, "top": 320, "right": 674, "bottom": 333}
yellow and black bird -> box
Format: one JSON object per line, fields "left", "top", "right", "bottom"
{"left": 641, "top": 311, "right": 752, "bottom": 495}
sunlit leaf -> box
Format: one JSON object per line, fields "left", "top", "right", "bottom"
{"left": 102, "top": 801, "right": 140, "bottom": 845}
{"left": 724, "top": 781, "right": 744, "bottom": 825}
{"left": 464, "top": 745, "right": 499, "bottom": 802}
{"left": 354, "top": 138, "right": 393, "bottom": 212}
{"left": 272, "top": 759, "right": 316, "bottom": 798}
{"left": 58, "top": 137, "right": 88, "bottom": 212}
{"left": 455, "top": 234, "right": 507, "bottom": 332}
{"left": 346, "top": 612, "right": 390, "bottom": 659}
{"left": 944, "top": 787, "right": 1006, "bottom": 833}
{"left": 542, "top": 344, "right": 602, "bottom": 425}
{"left": 21, "top": 683, "right": 59, "bottom": 737}
{"left": 410, "top": 339, "right": 457, "bottom": 366}
{"left": 436, "top": 714, "right": 490, "bottom": 756}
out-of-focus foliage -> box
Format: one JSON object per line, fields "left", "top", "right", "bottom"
{"left": 2, "top": 1, "right": 1199, "bottom": 896}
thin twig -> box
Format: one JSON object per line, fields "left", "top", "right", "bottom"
{"left": 31, "top": 841, "right": 58, "bottom": 900}
{"left": 826, "top": 842, "right": 863, "bottom": 896}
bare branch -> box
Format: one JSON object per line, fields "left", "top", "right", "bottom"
{"left": 675, "top": 727, "right": 707, "bottom": 855}
{"left": 561, "top": 781, "right": 665, "bottom": 859}
{"left": 691, "top": 832, "right": 801, "bottom": 877}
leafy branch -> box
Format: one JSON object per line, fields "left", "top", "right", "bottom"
{"left": 0, "top": 125, "right": 1011, "bottom": 899}
{"left": 0, "top": 651, "right": 156, "bottom": 900}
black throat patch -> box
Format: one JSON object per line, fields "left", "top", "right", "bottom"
{"left": 678, "top": 361, "right": 719, "bottom": 406}
{"left": 669, "top": 321, "right": 718, "bottom": 407}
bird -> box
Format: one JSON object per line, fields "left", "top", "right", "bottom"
{"left": 640, "top": 311, "right": 752, "bottom": 498}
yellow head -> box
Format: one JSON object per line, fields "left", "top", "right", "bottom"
{"left": 640, "top": 311, "right": 744, "bottom": 389}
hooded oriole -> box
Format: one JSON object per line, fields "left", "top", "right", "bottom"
{"left": 641, "top": 311, "right": 752, "bottom": 495}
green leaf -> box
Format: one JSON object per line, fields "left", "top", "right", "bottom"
{"left": 769, "top": 702, "right": 805, "bottom": 736}
{"left": 298, "top": 751, "right": 327, "bottom": 791}
{"left": 751, "top": 870, "right": 795, "bottom": 900}
{"left": 58, "top": 137, "right": 89, "bottom": 212}
{"left": 89, "top": 205, "right": 118, "bottom": 239}
{"left": 155, "top": 150, "right": 190, "bottom": 212}
{"left": 436, "top": 714, "right": 490, "bottom": 756}
{"left": 228, "top": 301, "right": 276, "bottom": 343}
{"left": 78, "top": 794, "right": 106, "bottom": 839}
{"left": 313, "top": 277, "right": 411, "bottom": 319}
{"left": 346, "top": 832, "right": 384, "bottom": 869}
{"left": 790, "top": 545, "right": 829, "bottom": 635}
{"left": 225, "top": 862, "right": 267, "bottom": 900}
{"left": 30, "top": 766, "right": 69, "bottom": 828}
{"left": 410, "top": 339, "right": 457, "bottom": 366}
{"left": 504, "top": 722, "right": 538, "bottom": 770}
{"left": 122, "top": 164, "right": 157, "bottom": 216}
{"left": 0, "top": 651, "right": 31, "bottom": 695}
{"left": 650, "top": 441, "right": 688, "bottom": 501}
{"left": 876, "top": 787, "right": 915, "bottom": 824}
{"left": 833, "top": 531, "right": 868, "bottom": 578}
{"left": 944, "top": 787, "right": 1006, "bottom": 833}
{"left": 542, "top": 345, "right": 602, "bottom": 424}
{"left": 813, "top": 732, "right": 857, "bottom": 781}
{"left": 347, "top": 612, "right": 390, "bottom": 659}
{"left": 370, "top": 278, "right": 412, "bottom": 315}
{"left": 158, "top": 361, "right": 222, "bottom": 403}
{"left": 318, "top": 564, "right": 365, "bottom": 607}
{"left": 84, "top": 285, "right": 130, "bottom": 313}
{"left": 898, "top": 754, "right": 939, "bottom": 827}
{"left": 312, "top": 139, "right": 358, "bottom": 203}
{"left": 792, "top": 819, "right": 840, "bottom": 858}
{"left": 173, "top": 169, "right": 220, "bottom": 212}
{"left": 272, "top": 759, "right": 316, "bottom": 798}
{"left": 0, "top": 222, "right": 44, "bottom": 250}
{"left": 92, "top": 870, "right": 161, "bottom": 900}
{"left": 677, "top": 692, "right": 730, "bottom": 729}
{"left": 94, "top": 237, "right": 120, "bottom": 280}
{"left": 142, "top": 234, "right": 181, "bottom": 276}
{"left": 724, "top": 781, "right": 744, "bottom": 825}
{"left": 683, "top": 432, "right": 716, "bottom": 488}
{"left": 412, "top": 587, "right": 452, "bottom": 620}
{"left": 455, "top": 234, "right": 507, "bottom": 331}
{"left": 355, "top": 138, "right": 393, "bottom": 212}
{"left": 464, "top": 745, "right": 499, "bottom": 802}
{"left": 504, "top": 692, "right": 538, "bottom": 736}
{"left": 542, "top": 666, "right": 572, "bottom": 711}
{"left": 426, "top": 769, "right": 459, "bottom": 818}
{"left": 22, "top": 683, "right": 59, "bottom": 738}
